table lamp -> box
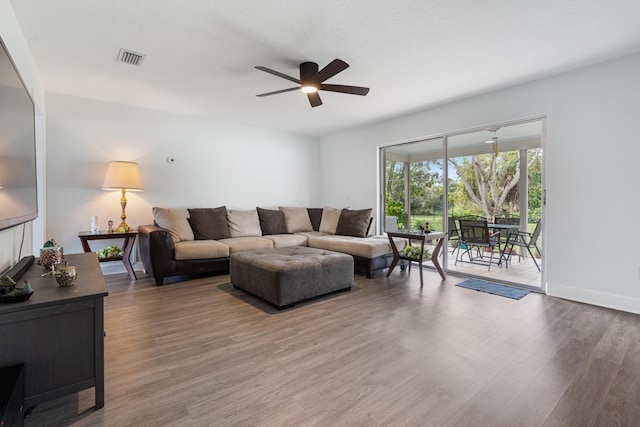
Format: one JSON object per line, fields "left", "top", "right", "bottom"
{"left": 102, "top": 161, "right": 144, "bottom": 232}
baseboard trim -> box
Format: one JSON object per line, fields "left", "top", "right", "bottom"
{"left": 99, "top": 261, "right": 145, "bottom": 277}
{"left": 548, "top": 282, "right": 640, "bottom": 315}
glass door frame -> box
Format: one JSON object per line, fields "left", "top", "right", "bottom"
{"left": 378, "top": 116, "right": 546, "bottom": 292}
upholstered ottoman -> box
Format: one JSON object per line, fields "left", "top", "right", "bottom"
{"left": 230, "top": 246, "right": 353, "bottom": 309}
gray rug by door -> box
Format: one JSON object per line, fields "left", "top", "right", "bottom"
{"left": 455, "top": 279, "right": 531, "bottom": 300}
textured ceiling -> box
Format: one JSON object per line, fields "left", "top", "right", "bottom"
{"left": 9, "top": 0, "right": 640, "bottom": 137}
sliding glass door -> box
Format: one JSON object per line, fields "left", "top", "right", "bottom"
{"left": 380, "top": 119, "right": 544, "bottom": 289}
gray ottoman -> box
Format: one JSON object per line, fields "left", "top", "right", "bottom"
{"left": 230, "top": 246, "right": 354, "bottom": 309}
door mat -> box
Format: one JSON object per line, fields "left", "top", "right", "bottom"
{"left": 455, "top": 279, "right": 531, "bottom": 300}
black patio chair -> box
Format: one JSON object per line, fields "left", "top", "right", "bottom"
{"left": 455, "top": 218, "right": 505, "bottom": 270}
{"left": 495, "top": 216, "right": 520, "bottom": 225}
{"left": 495, "top": 216, "right": 520, "bottom": 246}
{"left": 500, "top": 219, "right": 542, "bottom": 271}
{"left": 447, "top": 216, "right": 460, "bottom": 254}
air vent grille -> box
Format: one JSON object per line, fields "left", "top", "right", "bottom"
{"left": 117, "top": 49, "right": 145, "bottom": 66}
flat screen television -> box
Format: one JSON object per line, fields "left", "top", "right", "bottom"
{"left": 0, "top": 36, "right": 38, "bottom": 232}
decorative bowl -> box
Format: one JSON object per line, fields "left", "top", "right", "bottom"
{"left": 0, "top": 284, "right": 16, "bottom": 295}
{"left": 0, "top": 291, "right": 33, "bottom": 304}
{"left": 54, "top": 265, "right": 77, "bottom": 287}
{"left": 0, "top": 277, "right": 33, "bottom": 303}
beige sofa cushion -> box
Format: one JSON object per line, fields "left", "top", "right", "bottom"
{"left": 278, "top": 206, "right": 313, "bottom": 233}
{"left": 218, "top": 237, "right": 274, "bottom": 254}
{"left": 264, "top": 234, "right": 308, "bottom": 248}
{"left": 227, "top": 209, "right": 262, "bottom": 237}
{"left": 152, "top": 207, "right": 194, "bottom": 243}
{"left": 307, "top": 234, "right": 406, "bottom": 259}
{"left": 174, "top": 240, "right": 229, "bottom": 260}
{"left": 319, "top": 206, "right": 342, "bottom": 234}
{"left": 295, "top": 230, "right": 330, "bottom": 238}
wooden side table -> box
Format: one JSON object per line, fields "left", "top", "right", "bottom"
{"left": 78, "top": 230, "right": 138, "bottom": 280}
{"left": 386, "top": 231, "right": 446, "bottom": 286}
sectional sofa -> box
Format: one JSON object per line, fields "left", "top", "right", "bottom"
{"left": 138, "top": 206, "right": 407, "bottom": 285}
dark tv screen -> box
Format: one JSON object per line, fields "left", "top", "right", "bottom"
{"left": 0, "top": 37, "right": 37, "bottom": 232}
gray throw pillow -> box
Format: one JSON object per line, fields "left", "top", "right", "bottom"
{"left": 257, "top": 208, "right": 289, "bottom": 235}
{"left": 187, "top": 207, "right": 230, "bottom": 240}
{"left": 335, "top": 208, "right": 372, "bottom": 238}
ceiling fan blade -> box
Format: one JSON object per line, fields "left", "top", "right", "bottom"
{"left": 255, "top": 66, "right": 301, "bottom": 84}
{"left": 256, "top": 87, "right": 300, "bottom": 97}
{"left": 319, "top": 84, "right": 370, "bottom": 96}
{"left": 312, "top": 59, "right": 349, "bottom": 83}
{"left": 307, "top": 91, "right": 322, "bottom": 107}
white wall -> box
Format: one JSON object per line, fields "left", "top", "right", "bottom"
{"left": 45, "top": 93, "right": 320, "bottom": 270}
{"left": 0, "top": 0, "right": 46, "bottom": 273}
{"left": 321, "top": 53, "right": 640, "bottom": 314}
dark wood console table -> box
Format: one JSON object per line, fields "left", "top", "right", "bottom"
{"left": 78, "top": 230, "right": 138, "bottom": 280}
{"left": 0, "top": 253, "right": 108, "bottom": 410}
{"left": 386, "top": 231, "right": 446, "bottom": 286}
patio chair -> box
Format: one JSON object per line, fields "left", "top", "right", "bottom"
{"left": 495, "top": 216, "right": 520, "bottom": 225}
{"left": 495, "top": 216, "right": 520, "bottom": 246}
{"left": 500, "top": 219, "right": 542, "bottom": 271}
{"left": 455, "top": 219, "right": 505, "bottom": 270}
{"left": 447, "top": 216, "right": 460, "bottom": 254}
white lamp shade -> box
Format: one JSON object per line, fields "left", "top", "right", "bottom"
{"left": 102, "top": 161, "right": 144, "bottom": 191}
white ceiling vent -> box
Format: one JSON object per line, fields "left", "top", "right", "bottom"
{"left": 117, "top": 49, "right": 145, "bottom": 66}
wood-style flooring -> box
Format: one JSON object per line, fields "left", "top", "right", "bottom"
{"left": 25, "top": 269, "right": 640, "bottom": 426}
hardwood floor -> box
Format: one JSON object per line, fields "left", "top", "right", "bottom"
{"left": 25, "top": 269, "right": 640, "bottom": 426}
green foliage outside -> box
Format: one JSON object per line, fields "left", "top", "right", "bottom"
{"left": 385, "top": 159, "right": 443, "bottom": 230}
{"left": 447, "top": 149, "right": 542, "bottom": 223}
{"left": 384, "top": 148, "right": 542, "bottom": 233}
{"left": 410, "top": 216, "right": 443, "bottom": 232}
{"left": 385, "top": 200, "right": 407, "bottom": 229}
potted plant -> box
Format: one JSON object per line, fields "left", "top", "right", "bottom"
{"left": 403, "top": 245, "right": 428, "bottom": 260}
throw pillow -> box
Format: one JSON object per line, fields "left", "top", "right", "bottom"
{"left": 278, "top": 206, "right": 313, "bottom": 233}
{"left": 227, "top": 209, "right": 262, "bottom": 237}
{"left": 257, "top": 207, "right": 289, "bottom": 235}
{"left": 152, "top": 207, "right": 194, "bottom": 243}
{"left": 319, "top": 206, "right": 342, "bottom": 234}
{"left": 187, "top": 207, "right": 230, "bottom": 240}
{"left": 335, "top": 208, "right": 373, "bottom": 238}
{"left": 307, "top": 208, "right": 323, "bottom": 232}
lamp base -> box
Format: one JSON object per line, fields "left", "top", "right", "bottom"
{"left": 115, "top": 222, "right": 130, "bottom": 233}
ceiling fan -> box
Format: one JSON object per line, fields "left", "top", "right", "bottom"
{"left": 255, "top": 59, "right": 369, "bottom": 107}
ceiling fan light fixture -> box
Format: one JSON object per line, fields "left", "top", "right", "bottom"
{"left": 255, "top": 59, "right": 369, "bottom": 107}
